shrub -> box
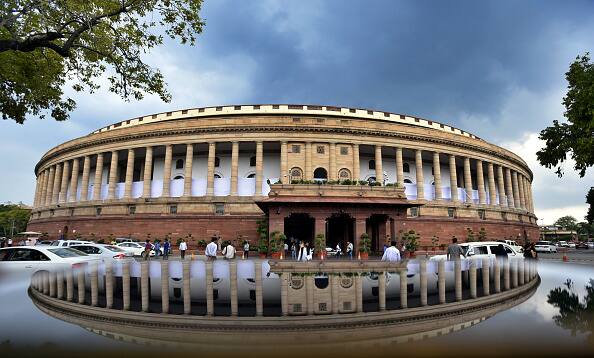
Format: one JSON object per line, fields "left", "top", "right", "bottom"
{"left": 314, "top": 233, "right": 326, "bottom": 254}
{"left": 359, "top": 233, "right": 371, "bottom": 253}
{"left": 197, "top": 239, "right": 207, "bottom": 248}
{"left": 478, "top": 228, "right": 487, "bottom": 241}
{"left": 466, "top": 228, "right": 476, "bottom": 242}
{"left": 401, "top": 230, "right": 420, "bottom": 252}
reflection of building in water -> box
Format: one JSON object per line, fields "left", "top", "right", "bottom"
{"left": 29, "top": 258, "right": 539, "bottom": 352}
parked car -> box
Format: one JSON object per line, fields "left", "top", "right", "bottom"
{"left": 556, "top": 241, "right": 569, "bottom": 248}
{"left": 47, "top": 240, "right": 93, "bottom": 247}
{"left": 534, "top": 241, "right": 557, "bottom": 253}
{"left": 70, "top": 244, "right": 132, "bottom": 260}
{"left": 114, "top": 237, "right": 137, "bottom": 244}
{"left": 35, "top": 240, "right": 53, "bottom": 246}
{"left": 588, "top": 242, "right": 594, "bottom": 249}
{"left": 496, "top": 239, "right": 524, "bottom": 253}
{"left": 575, "top": 242, "right": 589, "bottom": 249}
{"left": 430, "top": 241, "right": 523, "bottom": 261}
{"left": 115, "top": 242, "right": 160, "bottom": 256}
{"left": 0, "top": 246, "right": 100, "bottom": 276}
{"left": 568, "top": 242, "right": 576, "bottom": 249}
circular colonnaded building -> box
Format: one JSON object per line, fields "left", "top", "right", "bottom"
{"left": 28, "top": 104, "right": 538, "bottom": 251}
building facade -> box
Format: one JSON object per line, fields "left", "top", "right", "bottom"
{"left": 27, "top": 104, "right": 538, "bottom": 250}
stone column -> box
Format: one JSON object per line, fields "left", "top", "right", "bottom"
{"left": 354, "top": 217, "right": 366, "bottom": 255}
{"left": 477, "top": 159, "right": 486, "bottom": 205}
{"left": 255, "top": 261, "right": 263, "bottom": 316}
{"left": 45, "top": 166, "right": 55, "bottom": 205}
{"left": 331, "top": 275, "right": 339, "bottom": 314}
{"left": 438, "top": 260, "right": 446, "bottom": 304}
{"left": 142, "top": 147, "right": 154, "bottom": 198}
{"left": 206, "top": 142, "right": 215, "bottom": 196}
{"left": 184, "top": 144, "right": 194, "bottom": 196}
{"left": 355, "top": 275, "right": 363, "bottom": 313}
{"left": 162, "top": 144, "right": 173, "bottom": 197}
{"left": 449, "top": 155, "right": 458, "bottom": 202}
{"left": 183, "top": 261, "right": 191, "bottom": 314}
{"left": 420, "top": 259, "right": 428, "bottom": 306}
{"left": 415, "top": 149, "right": 424, "bottom": 199}
{"left": 470, "top": 258, "right": 477, "bottom": 298}
{"left": 280, "top": 273, "right": 289, "bottom": 316}
{"left": 206, "top": 261, "right": 214, "bottom": 316}
{"left": 305, "top": 275, "right": 314, "bottom": 315}
{"left": 511, "top": 258, "right": 518, "bottom": 288}
{"left": 66, "top": 268, "right": 73, "bottom": 302}
{"left": 122, "top": 261, "right": 131, "bottom": 310}
{"left": 504, "top": 259, "right": 510, "bottom": 291}
{"left": 161, "top": 261, "right": 169, "bottom": 314}
{"left": 124, "top": 148, "right": 135, "bottom": 198}
{"left": 482, "top": 257, "right": 490, "bottom": 296}
{"left": 68, "top": 158, "right": 80, "bottom": 202}
{"left": 91, "top": 262, "right": 99, "bottom": 306}
{"left": 375, "top": 145, "right": 383, "bottom": 184}
{"left": 329, "top": 142, "right": 337, "bottom": 180}
{"left": 105, "top": 261, "right": 113, "bottom": 309}
{"left": 512, "top": 171, "right": 521, "bottom": 209}
{"left": 497, "top": 165, "right": 506, "bottom": 207}
{"left": 505, "top": 168, "right": 515, "bottom": 208}
{"left": 39, "top": 170, "right": 49, "bottom": 207}
{"left": 255, "top": 141, "right": 264, "bottom": 195}
{"left": 524, "top": 259, "right": 529, "bottom": 283}
{"left": 520, "top": 176, "right": 528, "bottom": 210}
{"left": 141, "top": 261, "right": 149, "bottom": 312}
{"left": 59, "top": 160, "right": 70, "bottom": 203}
{"left": 378, "top": 271, "right": 386, "bottom": 311}
{"left": 494, "top": 258, "right": 501, "bottom": 293}
{"left": 353, "top": 144, "right": 360, "bottom": 181}
{"left": 33, "top": 176, "right": 40, "bottom": 208}
{"left": 77, "top": 266, "right": 85, "bottom": 304}
{"left": 395, "top": 147, "right": 404, "bottom": 185}
{"left": 43, "top": 271, "right": 49, "bottom": 295}
{"left": 487, "top": 163, "right": 496, "bottom": 206}
{"left": 80, "top": 156, "right": 91, "bottom": 201}
{"left": 314, "top": 215, "right": 326, "bottom": 241}
{"left": 455, "top": 258, "right": 462, "bottom": 301}
{"left": 433, "top": 152, "right": 442, "bottom": 200}
{"left": 305, "top": 142, "right": 312, "bottom": 180}
{"left": 107, "top": 151, "right": 119, "bottom": 200}
{"left": 56, "top": 270, "right": 64, "bottom": 299}
{"left": 49, "top": 271, "right": 56, "bottom": 297}
{"left": 231, "top": 141, "right": 239, "bottom": 195}
{"left": 93, "top": 153, "right": 104, "bottom": 200}
{"left": 400, "top": 269, "right": 408, "bottom": 309}
{"left": 36, "top": 172, "right": 43, "bottom": 207}
{"left": 230, "top": 261, "right": 238, "bottom": 316}
{"left": 463, "top": 157, "right": 472, "bottom": 203}
{"left": 280, "top": 141, "right": 288, "bottom": 183}
{"left": 52, "top": 163, "right": 62, "bottom": 204}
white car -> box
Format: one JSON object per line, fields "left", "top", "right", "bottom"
{"left": 497, "top": 239, "right": 524, "bottom": 253}
{"left": 116, "top": 242, "right": 159, "bottom": 256}
{"left": 70, "top": 244, "right": 132, "bottom": 260}
{"left": 534, "top": 241, "right": 557, "bottom": 253}
{"left": 0, "top": 246, "right": 100, "bottom": 276}
{"left": 568, "top": 242, "right": 576, "bottom": 249}
{"left": 431, "top": 241, "right": 523, "bottom": 261}
{"left": 47, "top": 240, "right": 93, "bottom": 247}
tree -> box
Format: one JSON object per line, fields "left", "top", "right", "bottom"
{"left": 537, "top": 53, "right": 594, "bottom": 178}
{"left": 554, "top": 215, "right": 578, "bottom": 231}
{"left": 587, "top": 187, "right": 594, "bottom": 225}
{"left": 0, "top": 204, "right": 31, "bottom": 237}
{"left": 1, "top": 0, "right": 204, "bottom": 124}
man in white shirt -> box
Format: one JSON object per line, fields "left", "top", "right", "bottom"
{"left": 205, "top": 237, "right": 218, "bottom": 260}
{"left": 381, "top": 241, "right": 401, "bottom": 262}
{"left": 179, "top": 239, "right": 188, "bottom": 260}
{"left": 222, "top": 241, "right": 236, "bottom": 259}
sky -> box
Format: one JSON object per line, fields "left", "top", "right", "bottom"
{"left": 1, "top": 0, "right": 593, "bottom": 225}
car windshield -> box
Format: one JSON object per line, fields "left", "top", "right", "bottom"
{"left": 103, "top": 245, "right": 125, "bottom": 252}
{"left": 47, "top": 248, "right": 88, "bottom": 258}
{"left": 459, "top": 245, "right": 470, "bottom": 255}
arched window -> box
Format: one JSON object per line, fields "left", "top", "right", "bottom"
{"left": 404, "top": 178, "right": 413, "bottom": 184}
{"left": 214, "top": 157, "right": 220, "bottom": 167}
{"left": 214, "top": 173, "right": 222, "bottom": 179}
{"left": 367, "top": 176, "right": 377, "bottom": 182}
{"left": 290, "top": 167, "right": 303, "bottom": 180}
{"left": 246, "top": 173, "right": 256, "bottom": 178}
{"left": 175, "top": 159, "right": 184, "bottom": 169}
{"left": 338, "top": 168, "right": 351, "bottom": 180}
{"left": 403, "top": 163, "right": 410, "bottom": 173}
{"left": 313, "top": 167, "right": 328, "bottom": 180}
{"left": 368, "top": 160, "right": 376, "bottom": 170}
{"left": 249, "top": 156, "right": 256, "bottom": 167}
{"left": 173, "top": 175, "right": 184, "bottom": 180}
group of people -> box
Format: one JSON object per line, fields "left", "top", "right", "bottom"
{"left": 286, "top": 239, "right": 355, "bottom": 261}
{"left": 141, "top": 238, "right": 172, "bottom": 260}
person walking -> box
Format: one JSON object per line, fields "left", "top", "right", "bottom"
{"left": 346, "top": 241, "right": 353, "bottom": 260}
{"left": 154, "top": 240, "right": 161, "bottom": 257}
{"left": 381, "top": 241, "right": 401, "bottom": 262}
{"left": 179, "top": 239, "right": 188, "bottom": 260}
{"left": 335, "top": 243, "right": 342, "bottom": 259}
{"left": 143, "top": 239, "right": 152, "bottom": 260}
{"left": 291, "top": 242, "right": 297, "bottom": 260}
{"left": 283, "top": 242, "right": 289, "bottom": 258}
{"left": 446, "top": 237, "right": 465, "bottom": 261}
{"left": 243, "top": 240, "right": 250, "bottom": 259}
{"left": 297, "top": 242, "right": 307, "bottom": 262}
{"left": 7, "top": 238, "right": 12, "bottom": 247}
{"left": 205, "top": 237, "right": 218, "bottom": 260}
{"left": 223, "top": 241, "right": 236, "bottom": 260}
{"left": 162, "top": 238, "right": 170, "bottom": 260}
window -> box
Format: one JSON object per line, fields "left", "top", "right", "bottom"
{"left": 72, "top": 246, "right": 101, "bottom": 255}
{"left": 518, "top": 214, "right": 523, "bottom": 222}
{"left": 249, "top": 156, "right": 256, "bottom": 167}
{"left": 95, "top": 207, "right": 102, "bottom": 216}
{"left": 50, "top": 209, "right": 54, "bottom": 217}
{"left": 292, "top": 145, "right": 301, "bottom": 153}
{"left": 214, "top": 157, "right": 220, "bottom": 167}
{"left": 292, "top": 117, "right": 301, "bottom": 123}
{"left": 246, "top": 173, "right": 256, "bottom": 178}
{"left": 214, "top": 173, "right": 222, "bottom": 179}
{"left": 316, "top": 118, "right": 325, "bottom": 123}
{"left": 215, "top": 203, "right": 225, "bottom": 215}
{"left": 316, "top": 145, "right": 325, "bottom": 154}
{"left": 169, "top": 205, "right": 177, "bottom": 214}
{"left": 313, "top": 167, "right": 328, "bottom": 180}
{"left": 340, "top": 147, "right": 348, "bottom": 155}
{"left": 404, "top": 178, "right": 413, "bottom": 184}
{"left": 403, "top": 163, "right": 410, "bottom": 173}
{"left": 368, "top": 160, "right": 376, "bottom": 170}
{"left": 474, "top": 246, "right": 488, "bottom": 255}
{"left": 338, "top": 168, "right": 351, "bottom": 180}
{"left": 69, "top": 208, "right": 75, "bottom": 216}
{"left": 447, "top": 207, "right": 456, "bottom": 218}
{"left": 173, "top": 175, "right": 184, "bottom": 180}
{"left": 290, "top": 167, "right": 303, "bottom": 180}
{"left": 409, "top": 207, "right": 419, "bottom": 218}
{"left": 128, "top": 206, "right": 136, "bottom": 215}
{"left": 175, "top": 159, "right": 184, "bottom": 169}
{"left": 478, "top": 209, "right": 486, "bottom": 220}
{"left": 9, "top": 249, "right": 49, "bottom": 261}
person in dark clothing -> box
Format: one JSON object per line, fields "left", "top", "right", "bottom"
{"left": 495, "top": 244, "right": 508, "bottom": 260}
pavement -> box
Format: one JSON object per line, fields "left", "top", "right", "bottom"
{"left": 537, "top": 248, "right": 594, "bottom": 264}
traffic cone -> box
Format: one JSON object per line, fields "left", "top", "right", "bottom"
{"left": 562, "top": 254, "right": 568, "bottom": 262}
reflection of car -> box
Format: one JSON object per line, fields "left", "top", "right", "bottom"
{"left": 535, "top": 241, "right": 557, "bottom": 253}
{"left": 0, "top": 246, "right": 100, "bottom": 275}
{"left": 575, "top": 242, "right": 588, "bottom": 249}
{"left": 70, "top": 244, "right": 132, "bottom": 260}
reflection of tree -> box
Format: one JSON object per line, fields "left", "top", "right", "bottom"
{"left": 547, "top": 278, "right": 594, "bottom": 344}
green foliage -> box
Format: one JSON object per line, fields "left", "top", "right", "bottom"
{"left": 586, "top": 187, "right": 594, "bottom": 225}
{"left": 359, "top": 233, "right": 371, "bottom": 253}
{"left": 197, "top": 239, "right": 207, "bottom": 248}
{"left": 466, "top": 228, "right": 476, "bottom": 242}
{"left": 268, "top": 231, "right": 285, "bottom": 253}
{"left": 478, "top": 228, "right": 487, "bottom": 242}
{"left": 537, "top": 53, "right": 594, "bottom": 177}
{"left": 256, "top": 217, "right": 269, "bottom": 253}
{"left": 547, "top": 279, "right": 594, "bottom": 340}
{"left": 400, "top": 230, "right": 420, "bottom": 252}
{"left": 430, "top": 235, "right": 439, "bottom": 248}
{"left": 0, "top": 204, "right": 30, "bottom": 237}
{"left": 314, "top": 233, "right": 325, "bottom": 254}
{"left": 0, "top": 0, "right": 204, "bottom": 123}
{"left": 555, "top": 215, "right": 579, "bottom": 231}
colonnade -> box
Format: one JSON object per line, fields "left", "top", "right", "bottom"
{"left": 33, "top": 141, "right": 534, "bottom": 213}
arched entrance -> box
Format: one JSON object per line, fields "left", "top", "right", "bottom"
{"left": 313, "top": 167, "right": 328, "bottom": 180}
{"left": 284, "top": 213, "right": 314, "bottom": 244}
{"left": 327, "top": 213, "right": 354, "bottom": 252}
{"left": 366, "top": 214, "right": 389, "bottom": 252}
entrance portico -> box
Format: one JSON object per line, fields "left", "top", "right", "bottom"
{"left": 256, "top": 183, "right": 420, "bottom": 254}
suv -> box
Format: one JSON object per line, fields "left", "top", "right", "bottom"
{"left": 431, "top": 241, "right": 522, "bottom": 261}
{"left": 535, "top": 241, "right": 557, "bottom": 253}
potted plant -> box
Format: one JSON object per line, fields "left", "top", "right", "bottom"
{"left": 401, "top": 230, "right": 420, "bottom": 258}
{"left": 268, "top": 231, "right": 283, "bottom": 259}
{"left": 478, "top": 227, "right": 487, "bottom": 242}
{"left": 431, "top": 235, "right": 439, "bottom": 252}
{"left": 359, "top": 233, "right": 371, "bottom": 260}
{"left": 314, "top": 233, "right": 326, "bottom": 259}
{"left": 256, "top": 218, "right": 269, "bottom": 258}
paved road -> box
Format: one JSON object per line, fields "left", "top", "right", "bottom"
{"left": 537, "top": 248, "right": 594, "bottom": 264}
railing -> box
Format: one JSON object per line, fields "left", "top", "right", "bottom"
{"left": 30, "top": 257, "right": 538, "bottom": 318}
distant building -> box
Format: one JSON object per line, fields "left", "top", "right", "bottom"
{"left": 539, "top": 225, "right": 577, "bottom": 241}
